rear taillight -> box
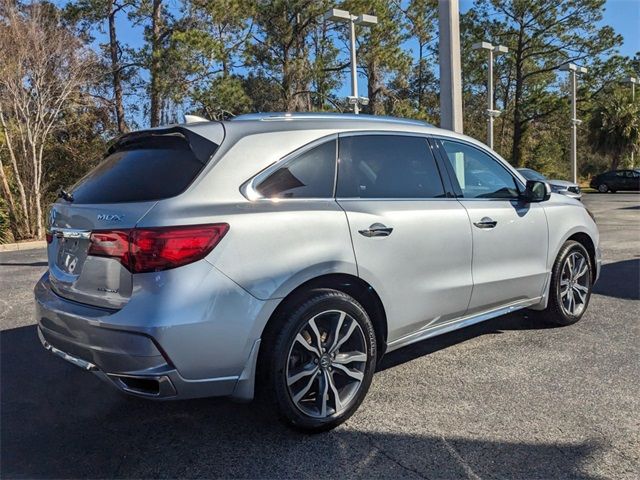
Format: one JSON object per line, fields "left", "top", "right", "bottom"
{"left": 88, "top": 224, "right": 229, "bottom": 273}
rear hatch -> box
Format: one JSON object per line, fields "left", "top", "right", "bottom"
{"left": 47, "top": 126, "right": 222, "bottom": 309}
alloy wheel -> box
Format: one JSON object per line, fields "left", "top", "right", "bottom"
{"left": 559, "top": 251, "right": 590, "bottom": 317}
{"left": 285, "top": 309, "right": 367, "bottom": 419}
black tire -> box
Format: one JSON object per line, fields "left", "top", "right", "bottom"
{"left": 597, "top": 183, "right": 609, "bottom": 193}
{"left": 541, "top": 240, "right": 593, "bottom": 326}
{"left": 260, "top": 289, "right": 377, "bottom": 432}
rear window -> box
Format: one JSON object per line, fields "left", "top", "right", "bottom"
{"left": 70, "top": 131, "right": 218, "bottom": 204}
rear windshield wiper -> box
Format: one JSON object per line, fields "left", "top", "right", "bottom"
{"left": 58, "top": 189, "right": 74, "bottom": 202}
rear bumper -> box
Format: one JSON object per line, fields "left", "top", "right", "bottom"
{"left": 34, "top": 262, "right": 277, "bottom": 400}
{"left": 37, "top": 325, "right": 238, "bottom": 398}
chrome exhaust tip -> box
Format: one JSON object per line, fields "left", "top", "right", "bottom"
{"left": 108, "top": 373, "right": 176, "bottom": 398}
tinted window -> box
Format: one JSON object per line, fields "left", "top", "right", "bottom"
{"left": 336, "top": 135, "right": 445, "bottom": 198}
{"left": 441, "top": 140, "right": 519, "bottom": 199}
{"left": 255, "top": 140, "right": 336, "bottom": 198}
{"left": 71, "top": 133, "right": 217, "bottom": 204}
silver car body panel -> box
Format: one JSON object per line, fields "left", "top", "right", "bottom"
{"left": 338, "top": 197, "right": 473, "bottom": 342}
{"left": 35, "top": 113, "right": 601, "bottom": 401}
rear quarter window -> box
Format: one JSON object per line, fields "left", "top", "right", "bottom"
{"left": 70, "top": 132, "right": 218, "bottom": 204}
{"left": 254, "top": 139, "right": 337, "bottom": 199}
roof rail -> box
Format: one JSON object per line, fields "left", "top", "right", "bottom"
{"left": 231, "top": 112, "right": 431, "bottom": 127}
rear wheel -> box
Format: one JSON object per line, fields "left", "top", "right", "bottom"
{"left": 597, "top": 183, "right": 609, "bottom": 193}
{"left": 542, "top": 241, "right": 593, "bottom": 326}
{"left": 262, "top": 289, "right": 376, "bottom": 432}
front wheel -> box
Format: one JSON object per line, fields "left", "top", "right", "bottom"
{"left": 542, "top": 241, "right": 593, "bottom": 326}
{"left": 597, "top": 183, "right": 609, "bottom": 193}
{"left": 262, "top": 289, "right": 377, "bottom": 432}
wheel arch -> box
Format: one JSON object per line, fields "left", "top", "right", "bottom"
{"left": 260, "top": 273, "right": 388, "bottom": 360}
{"left": 566, "top": 232, "right": 597, "bottom": 284}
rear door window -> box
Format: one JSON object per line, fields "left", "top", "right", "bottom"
{"left": 70, "top": 131, "right": 218, "bottom": 204}
{"left": 254, "top": 139, "right": 337, "bottom": 199}
{"left": 336, "top": 135, "right": 446, "bottom": 198}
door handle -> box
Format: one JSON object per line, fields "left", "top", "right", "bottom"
{"left": 359, "top": 223, "right": 393, "bottom": 237}
{"left": 473, "top": 217, "right": 498, "bottom": 229}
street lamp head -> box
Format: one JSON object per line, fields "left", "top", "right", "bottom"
{"left": 324, "top": 8, "right": 351, "bottom": 23}
{"left": 355, "top": 14, "right": 378, "bottom": 26}
{"left": 494, "top": 45, "right": 509, "bottom": 54}
{"left": 560, "top": 63, "right": 587, "bottom": 74}
{"left": 472, "top": 41, "right": 493, "bottom": 50}
{"left": 559, "top": 63, "right": 578, "bottom": 72}
{"left": 358, "top": 96, "right": 370, "bottom": 106}
{"left": 623, "top": 77, "right": 638, "bottom": 84}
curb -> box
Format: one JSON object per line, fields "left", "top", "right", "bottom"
{"left": 0, "top": 240, "right": 47, "bottom": 252}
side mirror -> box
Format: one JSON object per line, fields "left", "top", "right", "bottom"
{"left": 521, "top": 180, "right": 551, "bottom": 203}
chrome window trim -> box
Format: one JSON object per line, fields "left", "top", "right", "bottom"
{"left": 336, "top": 197, "right": 457, "bottom": 202}
{"left": 240, "top": 133, "right": 338, "bottom": 201}
{"left": 241, "top": 130, "right": 524, "bottom": 203}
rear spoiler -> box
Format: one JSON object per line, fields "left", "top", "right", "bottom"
{"left": 108, "top": 126, "right": 219, "bottom": 165}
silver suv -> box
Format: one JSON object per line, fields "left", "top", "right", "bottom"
{"left": 35, "top": 113, "right": 601, "bottom": 431}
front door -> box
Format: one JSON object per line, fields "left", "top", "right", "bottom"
{"left": 437, "top": 138, "right": 549, "bottom": 315}
{"left": 336, "top": 134, "right": 473, "bottom": 343}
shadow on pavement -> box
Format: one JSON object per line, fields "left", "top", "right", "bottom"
{"left": 378, "top": 310, "right": 550, "bottom": 373}
{"left": 1, "top": 324, "right": 602, "bottom": 479}
{"left": 593, "top": 259, "right": 640, "bottom": 300}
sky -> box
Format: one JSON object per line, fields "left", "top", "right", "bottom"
{"left": 65, "top": 0, "right": 640, "bottom": 119}
{"left": 458, "top": 0, "right": 639, "bottom": 59}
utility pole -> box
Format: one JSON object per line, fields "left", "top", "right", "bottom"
{"left": 472, "top": 42, "right": 508, "bottom": 149}
{"left": 324, "top": 8, "right": 378, "bottom": 114}
{"left": 438, "top": 0, "right": 463, "bottom": 133}
{"left": 560, "top": 63, "right": 588, "bottom": 184}
{"left": 624, "top": 77, "right": 637, "bottom": 166}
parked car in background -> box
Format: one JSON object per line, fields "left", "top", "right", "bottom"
{"left": 517, "top": 168, "right": 582, "bottom": 200}
{"left": 590, "top": 169, "right": 640, "bottom": 193}
{"left": 36, "top": 113, "right": 601, "bottom": 432}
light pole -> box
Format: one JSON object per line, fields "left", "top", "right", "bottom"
{"left": 324, "top": 8, "right": 378, "bottom": 114}
{"left": 560, "top": 63, "right": 588, "bottom": 183}
{"left": 439, "top": 0, "right": 463, "bottom": 133}
{"left": 624, "top": 77, "right": 637, "bottom": 165}
{"left": 472, "top": 42, "right": 508, "bottom": 149}
{"left": 624, "top": 76, "right": 637, "bottom": 101}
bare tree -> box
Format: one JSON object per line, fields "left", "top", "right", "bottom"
{"left": 0, "top": 2, "right": 96, "bottom": 239}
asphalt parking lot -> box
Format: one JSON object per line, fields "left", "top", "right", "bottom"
{"left": 1, "top": 193, "right": 638, "bottom": 479}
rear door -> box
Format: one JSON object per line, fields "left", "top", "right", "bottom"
{"left": 47, "top": 127, "right": 221, "bottom": 309}
{"left": 632, "top": 170, "right": 640, "bottom": 190}
{"left": 435, "top": 138, "right": 548, "bottom": 314}
{"left": 614, "top": 171, "right": 627, "bottom": 190}
{"left": 336, "top": 133, "right": 473, "bottom": 343}
{"left": 623, "top": 170, "right": 640, "bottom": 190}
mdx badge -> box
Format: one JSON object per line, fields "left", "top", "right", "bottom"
{"left": 97, "top": 214, "right": 124, "bottom": 222}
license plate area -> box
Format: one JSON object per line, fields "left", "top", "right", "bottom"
{"left": 54, "top": 233, "right": 90, "bottom": 276}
